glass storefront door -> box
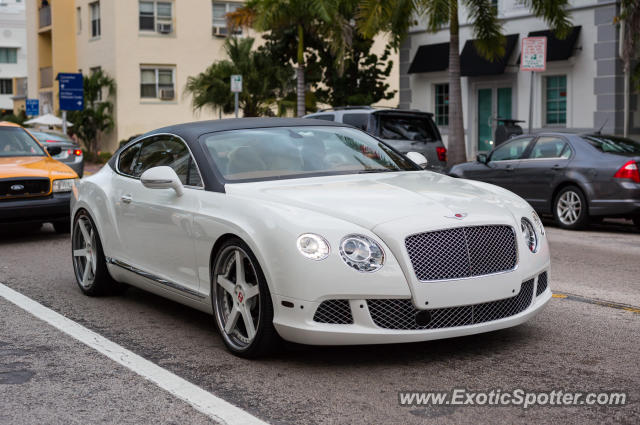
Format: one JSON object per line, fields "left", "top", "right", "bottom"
{"left": 477, "top": 87, "right": 513, "bottom": 152}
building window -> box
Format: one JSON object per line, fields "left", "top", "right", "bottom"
{"left": 545, "top": 75, "right": 567, "bottom": 125}
{"left": 90, "top": 2, "right": 101, "bottom": 38}
{"left": 140, "top": 67, "right": 175, "bottom": 100}
{"left": 90, "top": 67, "right": 102, "bottom": 101}
{"left": 212, "top": 2, "right": 242, "bottom": 36}
{"left": 434, "top": 83, "right": 449, "bottom": 127}
{"left": 76, "top": 6, "right": 81, "bottom": 34}
{"left": 0, "top": 48, "right": 18, "bottom": 64}
{"left": 0, "top": 79, "right": 13, "bottom": 95}
{"left": 139, "top": 1, "right": 173, "bottom": 33}
{"left": 491, "top": 0, "right": 498, "bottom": 14}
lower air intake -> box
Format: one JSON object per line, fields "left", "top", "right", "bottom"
{"left": 313, "top": 299, "right": 353, "bottom": 324}
{"left": 536, "top": 272, "right": 548, "bottom": 296}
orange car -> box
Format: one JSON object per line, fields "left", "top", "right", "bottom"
{"left": 0, "top": 121, "right": 78, "bottom": 233}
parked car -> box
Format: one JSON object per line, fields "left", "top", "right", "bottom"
{"left": 0, "top": 122, "right": 79, "bottom": 232}
{"left": 29, "top": 129, "right": 85, "bottom": 177}
{"left": 304, "top": 106, "right": 447, "bottom": 172}
{"left": 449, "top": 132, "right": 640, "bottom": 229}
{"left": 71, "top": 118, "right": 550, "bottom": 358}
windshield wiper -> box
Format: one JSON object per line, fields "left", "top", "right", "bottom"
{"left": 358, "top": 169, "right": 397, "bottom": 174}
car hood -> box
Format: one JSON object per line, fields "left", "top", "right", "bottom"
{"left": 0, "top": 156, "right": 78, "bottom": 179}
{"left": 225, "top": 171, "right": 529, "bottom": 230}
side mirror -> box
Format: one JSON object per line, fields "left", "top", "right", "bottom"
{"left": 140, "top": 166, "right": 184, "bottom": 196}
{"left": 46, "top": 146, "right": 62, "bottom": 156}
{"left": 406, "top": 151, "right": 429, "bottom": 169}
{"left": 477, "top": 153, "right": 488, "bottom": 164}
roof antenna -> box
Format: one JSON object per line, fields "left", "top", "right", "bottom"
{"left": 596, "top": 117, "right": 608, "bottom": 135}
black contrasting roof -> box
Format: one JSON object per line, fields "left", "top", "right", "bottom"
{"left": 408, "top": 42, "right": 449, "bottom": 74}
{"left": 460, "top": 34, "right": 519, "bottom": 77}
{"left": 528, "top": 26, "right": 581, "bottom": 62}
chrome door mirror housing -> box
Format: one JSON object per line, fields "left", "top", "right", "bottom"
{"left": 406, "top": 151, "right": 429, "bottom": 169}
{"left": 140, "top": 166, "right": 184, "bottom": 196}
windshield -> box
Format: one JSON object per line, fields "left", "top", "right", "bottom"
{"left": 0, "top": 127, "right": 46, "bottom": 157}
{"left": 582, "top": 135, "right": 640, "bottom": 155}
{"left": 378, "top": 114, "right": 438, "bottom": 142}
{"left": 202, "top": 126, "right": 418, "bottom": 182}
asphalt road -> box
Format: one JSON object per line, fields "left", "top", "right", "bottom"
{"left": 0, "top": 220, "right": 639, "bottom": 424}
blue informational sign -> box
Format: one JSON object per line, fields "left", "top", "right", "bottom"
{"left": 26, "top": 99, "right": 39, "bottom": 116}
{"left": 58, "top": 73, "right": 84, "bottom": 111}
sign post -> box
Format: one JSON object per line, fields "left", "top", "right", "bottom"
{"left": 57, "top": 73, "right": 84, "bottom": 134}
{"left": 230, "top": 75, "right": 242, "bottom": 118}
{"left": 26, "top": 99, "right": 39, "bottom": 116}
{"left": 520, "top": 37, "right": 547, "bottom": 134}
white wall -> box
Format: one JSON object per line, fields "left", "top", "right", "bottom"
{"left": 0, "top": 0, "right": 27, "bottom": 109}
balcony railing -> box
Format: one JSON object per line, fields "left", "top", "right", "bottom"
{"left": 40, "top": 67, "right": 53, "bottom": 89}
{"left": 39, "top": 6, "right": 51, "bottom": 28}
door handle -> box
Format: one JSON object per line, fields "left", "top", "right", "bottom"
{"left": 505, "top": 165, "right": 515, "bottom": 171}
{"left": 121, "top": 194, "right": 132, "bottom": 204}
{"left": 551, "top": 165, "right": 562, "bottom": 171}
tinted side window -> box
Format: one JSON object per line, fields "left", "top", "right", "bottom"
{"left": 530, "top": 137, "right": 570, "bottom": 159}
{"left": 342, "top": 113, "right": 369, "bottom": 131}
{"left": 118, "top": 142, "right": 142, "bottom": 176}
{"left": 308, "top": 114, "right": 335, "bottom": 121}
{"left": 491, "top": 138, "right": 533, "bottom": 161}
{"left": 136, "top": 136, "right": 202, "bottom": 186}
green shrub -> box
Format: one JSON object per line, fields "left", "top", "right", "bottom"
{"left": 97, "top": 151, "right": 112, "bottom": 164}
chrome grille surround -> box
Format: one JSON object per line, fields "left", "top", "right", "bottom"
{"left": 313, "top": 299, "right": 353, "bottom": 324}
{"left": 536, "top": 271, "right": 548, "bottom": 296}
{"left": 367, "top": 279, "right": 534, "bottom": 330}
{"left": 405, "top": 225, "right": 518, "bottom": 281}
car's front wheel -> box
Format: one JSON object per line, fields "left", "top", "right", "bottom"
{"left": 72, "top": 211, "right": 125, "bottom": 296}
{"left": 212, "top": 238, "right": 279, "bottom": 358}
{"left": 553, "top": 186, "right": 589, "bottom": 229}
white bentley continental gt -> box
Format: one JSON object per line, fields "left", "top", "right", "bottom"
{"left": 70, "top": 118, "right": 551, "bottom": 357}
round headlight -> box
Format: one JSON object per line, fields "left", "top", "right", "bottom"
{"left": 296, "top": 234, "right": 330, "bottom": 260}
{"left": 339, "top": 234, "right": 385, "bottom": 272}
{"left": 531, "top": 210, "right": 545, "bottom": 236}
{"left": 521, "top": 218, "right": 538, "bottom": 253}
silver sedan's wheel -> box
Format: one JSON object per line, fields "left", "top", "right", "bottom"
{"left": 214, "top": 246, "right": 262, "bottom": 351}
{"left": 556, "top": 190, "right": 581, "bottom": 225}
{"left": 73, "top": 215, "right": 98, "bottom": 289}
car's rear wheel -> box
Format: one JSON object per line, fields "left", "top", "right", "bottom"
{"left": 212, "top": 238, "right": 279, "bottom": 358}
{"left": 553, "top": 186, "right": 589, "bottom": 230}
{"left": 72, "top": 211, "right": 125, "bottom": 296}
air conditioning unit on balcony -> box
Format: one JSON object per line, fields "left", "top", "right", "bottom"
{"left": 157, "top": 22, "right": 173, "bottom": 34}
{"left": 160, "top": 89, "right": 175, "bottom": 100}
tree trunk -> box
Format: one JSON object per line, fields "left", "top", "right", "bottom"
{"left": 447, "top": 1, "right": 467, "bottom": 166}
{"left": 296, "top": 24, "right": 306, "bottom": 117}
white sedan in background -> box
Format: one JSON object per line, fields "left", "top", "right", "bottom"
{"left": 70, "top": 118, "right": 551, "bottom": 358}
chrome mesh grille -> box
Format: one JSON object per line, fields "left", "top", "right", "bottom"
{"left": 367, "top": 279, "right": 534, "bottom": 330}
{"left": 405, "top": 225, "right": 518, "bottom": 281}
{"left": 536, "top": 272, "right": 548, "bottom": 296}
{"left": 313, "top": 299, "right": 353, "bottom": 324}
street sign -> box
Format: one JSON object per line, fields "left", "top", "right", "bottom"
{"left": 520, "top": 37, "right": 547, "bottom": 72}
{"left": 57, "top": 73, "right": 84, "bottom": 111}
{"left": 26, "top": 99, "right": 39, "bottom": 116}
{"left": 230, "top": 75, "right": 242, "bottom": 93}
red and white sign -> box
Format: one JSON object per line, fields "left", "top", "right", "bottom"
{"left": 521, "top": 37, "right": 547, "bottom": 72}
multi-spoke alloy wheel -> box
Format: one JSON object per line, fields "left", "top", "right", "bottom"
{"left": 554, "top": 186, "right": 588, "bottom": 229}
{"left": 72, "top": 211, "right": 124, "bottom": 296}
{"left": 212, "top": 239, "right": 278, "bottom": 357}
{"left": 73, "top": 216, "right": 98, "bottom": 289}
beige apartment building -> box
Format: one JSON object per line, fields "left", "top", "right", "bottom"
{"left": 26, "top": 0, "right": 398, "bottom": 152}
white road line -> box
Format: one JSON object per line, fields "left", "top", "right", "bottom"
{"left": 0, "top": 282, "right": 268, "bottom": 425}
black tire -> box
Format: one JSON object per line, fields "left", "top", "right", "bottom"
{"left": 72, "top": 210, "right": 126, "bottom": 296}
{"left": 211, "top": 238, "right": 280, "bottom": 358}
{"left": 53, "top": 220, "right": 71, "bottom": 233}
{"left": 553, "top": 185, "right": 589, "bottom": 230}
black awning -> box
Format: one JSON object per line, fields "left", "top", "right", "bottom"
{"left": 408, "top": 42, "right": 449, "bottom": 74}
{"left": 528, "top": 26, "right": 581, "bottom": 61}
{"left": 460, "top": 34, "right": 519, "bottom": 77}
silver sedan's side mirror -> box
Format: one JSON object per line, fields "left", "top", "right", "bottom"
{"left": 406, "top": 151, "right": 429, "bottom": 169}
{"left": 140, "top": 166, "right": 184, "bottom": 196}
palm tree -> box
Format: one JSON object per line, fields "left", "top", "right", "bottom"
{"left": 228, "top": 0, "right": 348, "bottom": 117}
{"left": 616, "top": 0, "right": 640, "bottom": 136}
{"left": 358, "top": 0, "right": 572, "bottom": 165}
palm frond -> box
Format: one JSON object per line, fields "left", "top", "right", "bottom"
{"left": 464, "top": 0, "right": 505, "bottom": 60}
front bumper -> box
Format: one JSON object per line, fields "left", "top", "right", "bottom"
{"left": 0, "top": 192, "right": 71, "bottom": 223}
{"left": 273, "top": 271, "right": 551, "bottom": 345}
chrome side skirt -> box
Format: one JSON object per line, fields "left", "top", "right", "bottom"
{"left": 105, "top": 257, "right": 206, "bottom": 299}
